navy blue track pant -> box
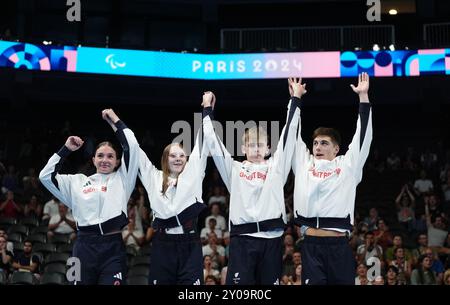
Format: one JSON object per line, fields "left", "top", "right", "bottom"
{"left": 225, "top": 235, "right": 282, "bottom": 285}
{"left": 148, "top": 231, "right": 203, "bottom": 285}
{"left": 301, "top": 235, "right": 355, "bottom": 285}
{"left": 72, "top": 232, "right": 126, "bottom": 285}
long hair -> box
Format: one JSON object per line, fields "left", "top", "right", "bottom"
{"left": 160, "top": 143, "right": 184, "bottom": 196}
{"left": 417, "top": 254, "right": 437, "bottom": 285}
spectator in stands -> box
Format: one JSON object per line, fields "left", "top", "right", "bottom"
{"left": 205, "top": 274, "right": 219, "bottom": 285}
{"left": 202, "top": 233, "right": 225, "bottom": 270}
{"left": 203, "top": 255, "right": 220, "bottom": 282}
{"left": 126, "top": 190, "right": 143, "bottom": 231}
{"left": 411, "top": 234, "right": 429, "bottom": 262}
{"left": 282, "top": 250, "right": 301, "bottom": 281}
{"left": 280, "top": 274, "right": 293, "bottom": 285}
{"left": 122, "top": 209, "right": 144, "bottom": 251}
{"left": 135, "top": 184, "right": 151, "bottom": 231}
{"left": 414, "top": 170, "right": 434, "bottom": 197}
{"left": 350, "top": 221, "right": 368, "bottom": 249}
{"left": 204, "top": 202, "right": 227, "bottom": 232}
{"left": 12, "top": 240, "right": 40, "bottom": 278}
{"left": 282, "top": 233, "right": 295, "bottom": 265}
{"left": 385, "top": 235, "right": 414, "bottom": 265}
{"left": 200, "top": 218, "right": 223, "bottom": 245}
{"left": 357, "top": 231, "right": 383, "bottom": 264}
{"left": 0, "top": 229, "right": 13, "bottom": 253}
{"left": 389, "top": 247, "right": 411, "bottom": 285}
{"left": 425, "top": 201, "right": 448, "bottom": 248}
{"left": 420, "top": 149, "right": 438, "bottom": 172}
{"left": 385, "top": 265, "right": 400, "bottom": 285}
{"left": 355, "top": 263, "right": 372, "bottom": 285}
{"left": 208, "top": 186, "right": 227, "bottom": 207}
{"left": 395, "top": 184, "right": 415, "bottom": 231}
{"left": 386, "top": 152, "right": 401, "bottom": 170}
{"left": 42, "top": 196, "right": 60, "bottom": 223}
{"left": 423, "top": 247, "right": 445, "bottom": 284}
{"left": 292, "top": 263, "right": 302, "bottom": 285}
{"left": 424, "top": 193, "right": 444, "bottom": 218}
{"left": 24, "top": 195, "right": 43, "bottom": 219}
{"left": 363, "top": 207, "right": 379, "bottom": 231}
{"left": 0, "top": 190, "right": 22, "bottom": 218}
{"left": 410, "top": 254, "right": 437, "bottom": 285}
{"left": 373, "top": 219, "right": 393, "bottom": 250}
{"left": 48, "top": 203, "right": 76, "bottom": 241}
{"left": 0, "top": 236, "right": 13, "bottom": 275}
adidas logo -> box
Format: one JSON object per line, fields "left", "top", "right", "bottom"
{"left": 113, "top": 272, "right": 122, "bottom": 280}
{"left": 193, "top": 279, "right": 201, "bottom": 285}
{"left": 273, "top": 278, "right": 279, "bottom": 285}
{"left": 82, "top": 181, "right": 92, "bottom": 188}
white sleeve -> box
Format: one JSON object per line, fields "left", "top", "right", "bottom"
{"left": 343, "top": 104, "right": 373, "bottom": 182}
{"left": 117, "top": 127, "right": 140, "bottom": 200}
{"left": 187, "top": 124, "right": 209, "bottom": 174}
{"left": 39, "top": 152, "right": 74, "bottom": 209}
{"left": 138, "top": 148, "right": 160, "bottom": 199}
{"left": 203, "top": 115, "right": 233, "bottom": 191}
{"left": 292, "top": 107, "right": 312, "bottom": 175}
{"left": 272, "top": 98, "right": 300, "bottom": 183}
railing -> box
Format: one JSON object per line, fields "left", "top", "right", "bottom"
{"left": 423, "top": 22, "right": 450, "bottom": 48}
{"left": 221, "top": 25, "right": 395, "bottom": 51}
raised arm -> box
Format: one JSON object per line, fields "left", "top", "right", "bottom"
{"left": 103, "top": 109, "right": 140, "bottom": 199}
{"left": 202, "top": 91, "right": 233, "bottom": 191}
{"left": 272, "top": 78, "right": 305, "bottom": 182}
{"left": 137, "top": 147, "right": 159, "bottom": 198}
{"left": 344, "top": 72, "right": 373, "bottom": 181}
{"left": 405, "top": 184, "right": 416, "bottom": 209}
{"left": 187, "top": 96, "right": 212, "bottom": 174}
{"left": 39, "top": 136, "right": 84, "bottom": 209}
{"left": 395, "top": 185, "right": 407, "bottom": 209}
{"left": 292, "top": 79, "right": 313, "bottom": 174}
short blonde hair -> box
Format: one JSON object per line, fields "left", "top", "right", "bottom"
{"left": 242, "top": 126, "right": 268, "bottom": 145}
